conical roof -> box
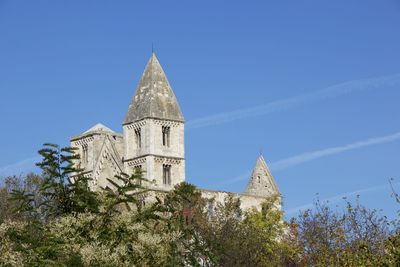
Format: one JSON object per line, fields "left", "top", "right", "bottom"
{"left": 245, "top": 155, "right": 279, "bottom": 197}
{"left": 124, "top": 53, "right": 184, "bottom": 124}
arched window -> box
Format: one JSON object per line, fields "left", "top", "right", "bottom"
{"left": 135, "top": 128, "right": 141, "bottom": 149}
{"left": 134, "top": 165, "right": 142, "bottom": 185}
{"left": 82, "top": 144, "right": 89, "bottom": 164}
{"left": 162, "top": 126, "right": 170, "bottom": 147}
{"left": 163, "top": 164, "right": 171, "bottom": 185}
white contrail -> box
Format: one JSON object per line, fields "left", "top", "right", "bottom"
{"left": 218, "top": 171, "right": 252, "bottom": 186}
{"left": 270, "top": 131, "right": 400, "bottom": 171}
{"left": 186, "top": 73, "right": 400, "bottom": 129}
{"left": 285, "top": 182, "right": 397, "bottom": 216}
{"left": 0, "top": 156, "right": 40, "bottom": 178}
{"left": 221, "top": 131, "right": 400, "bottom": 185}
{"left": 4, "top": 73, "right": 400, "bottom": 180}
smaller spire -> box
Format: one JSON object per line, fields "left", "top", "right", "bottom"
{"left": 244, "top": 155, "right": 279, "bottom": 197}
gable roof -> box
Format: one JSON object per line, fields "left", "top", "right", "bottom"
{"left": 83, "top": 123, "right": 115, "bottom": 134}
{"left": 91, "top": 134, "right": 124, "bottom": 188}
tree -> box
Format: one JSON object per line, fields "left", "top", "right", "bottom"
{"left": 161, "top": 182, "right": 211, "bottom": 266}
{"left": 2, "top": 143, "right": 171, "bottom": 266}
{"left": 293, "top": 197, "right": 391, "bottom": 266}
{"left": 202, "top": 194, "right": 291, "bottom": 267}
{"left": 0, "top": 174, "right": 43, "bottom": 222}
{"left": 3, "top": 142, "right": 400, "bottom": 266}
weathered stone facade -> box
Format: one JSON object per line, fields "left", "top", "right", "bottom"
{"left": 70, "top": 53, "right": 280, "bottom": 211}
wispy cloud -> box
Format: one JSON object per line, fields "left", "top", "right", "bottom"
{"left": 0, "top": 156, "right": 40, "bottom": 179}
{"left": 218, "top": 171, "right": 252, "bottom": 186}
{"left": 221, "top": 131, "right": 400, "bottom": 185}
{"left": 285, "top": 182, "right": 397, "bottom": 216}
{"left": 270, "top": 131, "right": 400, "bottom": 171}
{"left": 4, "top": 73, "right": 400, "bottom": 184}
{"left": 186, "top": 73, "right": 400, "bottom": 129}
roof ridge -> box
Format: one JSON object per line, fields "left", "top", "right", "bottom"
{"left": 83, "top": 123, "right": 115, "bottom": 134}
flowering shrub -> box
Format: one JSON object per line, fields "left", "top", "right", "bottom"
{"left": 0, "top": 144, "right": 399, "bottom": 266}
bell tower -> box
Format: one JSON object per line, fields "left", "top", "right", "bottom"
{"left": 123, "top": 53, "right": 185, "bottom": 190}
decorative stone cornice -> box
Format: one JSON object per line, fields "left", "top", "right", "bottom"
{"left": 73, "top": 136, "right": 94, "bottom": 146}
{"left": 154, "top": 156, "right": 182, "bottom": 165}
{"left": 124, "top": 154, "right": 184, "bottom": 164}
{"left": 125, "top": 118, "right": 182, "bottom": 129}
{"left": 153, "top": 119, "right": 181, "bottom": 127}
{"left": 126, "top": 120, "right": 147, "bottom": 130}
{"left": 125, "top": 157, "right": 147, "bottom": 167}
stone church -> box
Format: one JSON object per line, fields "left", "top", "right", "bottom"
{"left": 70, "top": 53, "right": 280, "bottom": 210}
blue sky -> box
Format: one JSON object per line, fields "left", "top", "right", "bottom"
{"left": 1, "top": 1, "right": 399, "bottom": 219}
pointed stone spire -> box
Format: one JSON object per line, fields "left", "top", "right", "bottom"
{"left": 244, "top": 155, "right": 279, "bottom": 197}
{"left": 124, "top": 53, "right": 184, "bottom": 124}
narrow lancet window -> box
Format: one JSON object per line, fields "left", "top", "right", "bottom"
{"left": 162, "top": 126, "right": 170, "bottom": 147}
{"left": 134, "top": 165, "right": 142, "bottom": 185}
{"left": 135, "top": 128, "right": 141, "bottom": 149}
{"left": 163, "top": 164, "right": 171, "bottom": 185}
{"left": 207, "top": 200, "right": 215, "bottom": 218}
{"left": 82, "top": 144, "right": 88, "bottom": 164}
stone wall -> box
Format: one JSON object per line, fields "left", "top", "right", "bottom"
{"left": 123, "top": 118, "right": 185, "bottom": 191}
{"left": 200, "top": 189, "right": 281, "bottom": 212}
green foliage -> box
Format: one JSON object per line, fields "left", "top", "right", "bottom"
{"left": 37, "top": 143, "right": 99, "bottom": 217}
{"left": 1, "top": 143, "right": 400, "bottom": 266}
{"left": 0, "top": 143, "right": 182, "bottom": 266}
{"left": 0, "top": 174, "right": 43, "bottom": 222}
{"left": 101, "top": 172, "right": 148, "bottom": 214}
{"left": 201, "top": 195, "right": 290, "bottom": 267}
{"left": 8, "top": 144, "right": 99, "bottom": 220}
{"left": 155, "top": 182, "right": 208, "bottom": 266}
{"left": 293, "top": 197, "right": 392, "bottom": 266}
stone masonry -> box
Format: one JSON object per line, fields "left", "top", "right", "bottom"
{"left": 70, "top": 53, "right": 281, "bottom": 211}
